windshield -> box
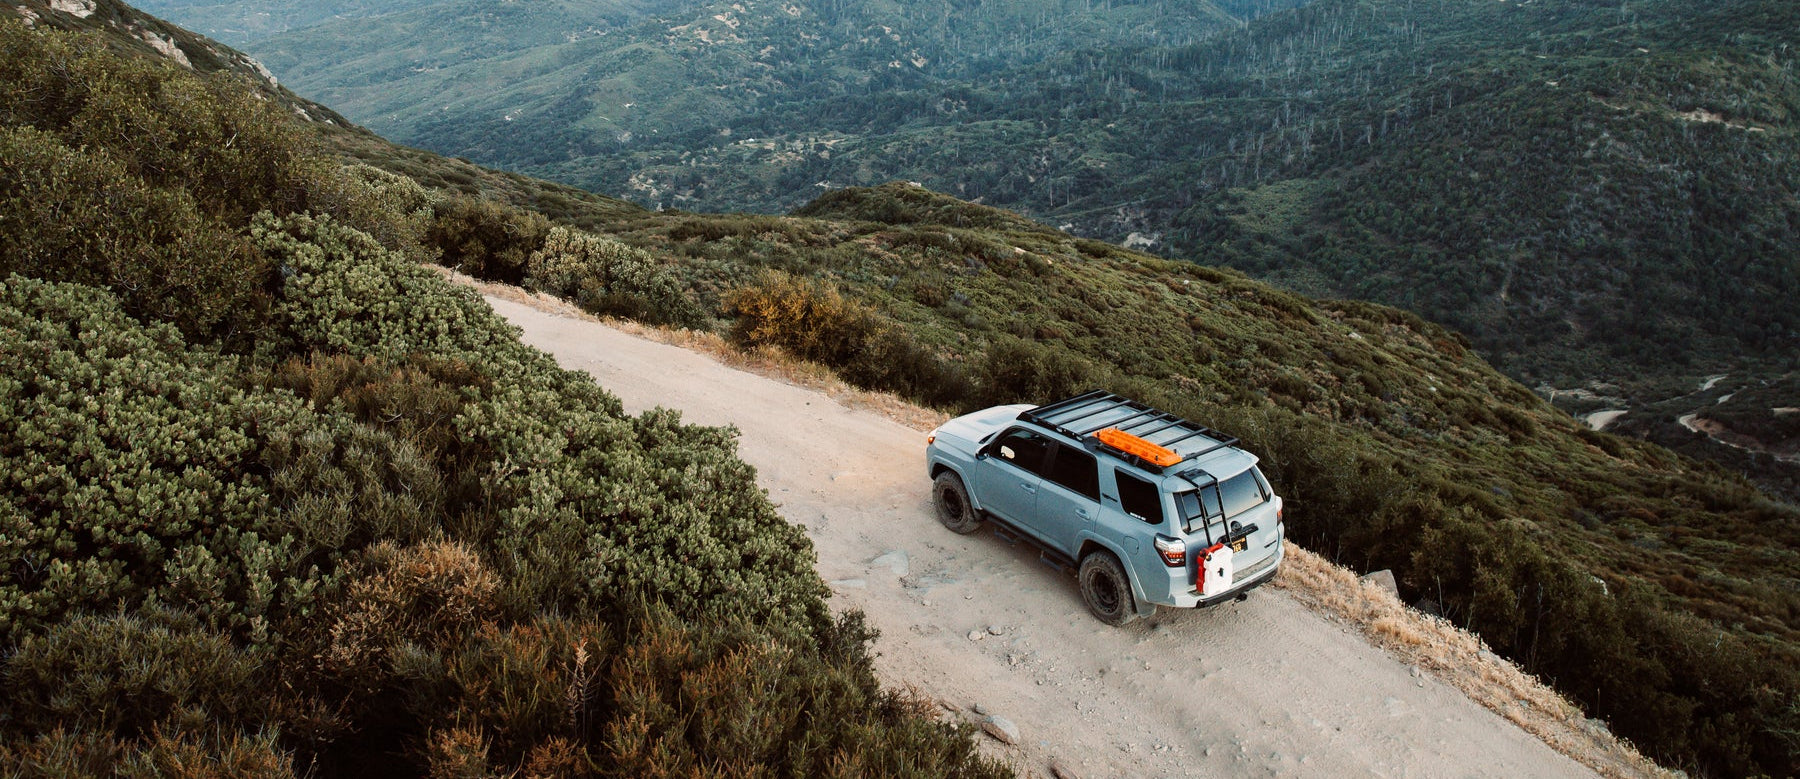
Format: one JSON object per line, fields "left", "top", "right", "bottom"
{"left": 1176, "top": 467, "right": 1271, "bottom": 535}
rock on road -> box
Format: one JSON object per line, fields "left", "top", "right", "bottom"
{"left": 487, "top": 294, "right": 1593, "bottom": 778}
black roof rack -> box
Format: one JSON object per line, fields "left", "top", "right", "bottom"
{"left": 1018, "top": 390, "right": 1240, "bottom": 473}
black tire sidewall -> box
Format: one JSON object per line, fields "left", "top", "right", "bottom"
{"left": 933, "top": 472, "right": 981, "bottom": 533}
{"left": 1079, "top": 552, "right": 1137, "bottom": 626}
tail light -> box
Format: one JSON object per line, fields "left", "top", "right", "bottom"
{"left": 1153, "top": 534, "right": 1187, "bottom": 567}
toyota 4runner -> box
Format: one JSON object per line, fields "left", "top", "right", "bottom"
{"left": 926, "top": 390, "right": 1285, "bottom": 625}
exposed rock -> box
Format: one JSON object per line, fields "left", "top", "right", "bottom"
{"left": 49, "top": 0, "right": 94, "bottom": 18}
{"left": 138, "top": 29, "right": 192, "bottom": 68}
{"left": 972, "top": 702, "right": 988, "bottom": 715}
{"left": 981, "top": 714, "right": 1020, "bottom": 744}
{"left": 1049, "top": 757, "right": 1082, "bottom": 779}
{"left": 967, "top": 630, "right": 985, "bottom": 641}
{"left": 1360, "top": 569, "right": 1398, "bottom": 596}
{"left": 986, "top": 624, "right": 1004, "bottom": 635}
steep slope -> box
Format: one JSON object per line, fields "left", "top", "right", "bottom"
{"left": 222, "top": 0, "right": 1797, "bottom": 449}
{"left": 478, "top": 286, "right": 1612, "bottom": 778}
{"left": 563, "top": 183, "right": 1799, "bottom": 776}
{"left": 0, "top": 9, "right": 1003, "bottom": 777}
{"left": 7, "top": 1, "right": 1796, "bottom": 773}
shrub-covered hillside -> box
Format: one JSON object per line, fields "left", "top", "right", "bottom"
{"left": 357, "top": 155, "right": 1800, "bottom": 772}
{"left": 500, "top": 182, "right": 1793, "bottom": 777}
{"left": 207, "top": 0, "right": 1798, "bottom": 397}
{"left": 0, "top": 16, "right": 1005, "bottom": 777}
{"left": 7, "top": 1, "right": 1799, "bottom": 774}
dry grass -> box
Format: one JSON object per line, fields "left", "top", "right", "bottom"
{"left": 434, "top": 265, "right": 950, "bottom": 431}
{"left": 443, "top": 266, "right": 1672, "bottom": 779}
{"left": 1273, "top": 542, "right": 1672, "bottom": 779}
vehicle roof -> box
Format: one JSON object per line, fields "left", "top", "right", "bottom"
{"left": 1018, "top": 390, "right": 1259, "bottom": 483}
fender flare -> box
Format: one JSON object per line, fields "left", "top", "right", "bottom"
{"left": 1076, "top": 533, "right": 1157, "bottom": 617}
{"left": 929, "top": 459, "right": 985, "bottom": 513}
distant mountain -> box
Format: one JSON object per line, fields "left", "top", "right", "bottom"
{"left": 213, "top": 0, "right": 1799, "bottom": 490}
{"left": 8, "top": 1, "right": 1799, "bottom": 773}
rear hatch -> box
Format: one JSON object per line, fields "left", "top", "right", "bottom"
{"left": 1173, "top": 465, "right": 1282, "bottom": 590}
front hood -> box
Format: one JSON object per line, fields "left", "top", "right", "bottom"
{"left": 935, "top": 404, "right": 1033, "bottom": 446}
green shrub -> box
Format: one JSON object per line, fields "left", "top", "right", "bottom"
{"left": 526, "top": 226, "right": 704, "bottom": 327}
{"left": 253, "top": 214, "right": 831, "bottom": 636}
{"left": 973, "top": 336, "right": 1098, "bottom": 407}
{"left": 597, "top": 610, "right": 1006, "bottom": 779}
{"left": 0, "top": 728, "right": 296, "bottom": 779}
{"left": 0, "top": 275, "right": 437, "bottom": 642}
{"left": 0, "top": 125, "right": 266, "bottom": 341}
{"left": 424, "top": 194, "right": 551, "bottom": 285}
{"left": 0, "top": 21, "right": 329, "bottom": 223}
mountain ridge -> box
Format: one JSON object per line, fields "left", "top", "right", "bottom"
{"left": 214, "top": 0, "right": 1797, "bottom": 404}
{"left": 3, "top": 2, "right": 1797, "bottom": 774}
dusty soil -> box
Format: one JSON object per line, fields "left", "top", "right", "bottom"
{"left": 485, "top": 294, "right": 1596, "bottom": 778}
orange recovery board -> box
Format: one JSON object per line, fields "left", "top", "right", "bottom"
{"left": 1095, "top": 427, "right": 1183, "bottom": 468}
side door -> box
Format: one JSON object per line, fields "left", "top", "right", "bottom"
{"left": 973, "top": 427, "right": 1051, "bottom": 532}
{"left": 1035, "top": 441, "right": 1101, "bottom": 555}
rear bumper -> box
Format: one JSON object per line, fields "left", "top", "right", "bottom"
{"left": 1158, "top": 540, "right": 1283, "bottom": 609}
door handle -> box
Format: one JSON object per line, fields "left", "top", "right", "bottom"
{"left": 1020, "top": 483, "right": 1037, "bottom": 493}
{"left": 1076, "top": 508, "right": 1091, "bottom": 520}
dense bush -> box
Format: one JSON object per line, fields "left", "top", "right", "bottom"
{"left": 1, "top": 19, "right": 1005, "bottom": 775}
{"left": 0, "top": 275, "right": 437, "bottom": 643}
{"left": 253, "top": 212, "right": 834, "bottom": 634}
{"left": 724, "top": 269, "right": 972, "bottom": 406}
{"left": 0, "top": 125, "right": 265, "bottom": 341}
{"left": 423, "top": 193, "right": 552, "bottom": 285}
{"left": 526, "top": 226, "right": 705, "bottom": 327}
{"left": 725, "top": 270, "right": 883, "bottom": 366}
{"left": 0, "top": 18, "right": 327, "bottom": 222}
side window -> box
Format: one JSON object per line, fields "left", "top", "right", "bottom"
{"left": 1116, "top": 471, "right": 1164, "bottom": 525}
{"left": 1045, "top": 443, "right": 1100, "bottom": 501}
{"left": 990, "top": 428, "right": 1051, "bottom": 476}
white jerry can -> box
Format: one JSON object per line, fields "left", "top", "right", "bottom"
{"left": 1200, "top": 544, "right": 1236, "bottom": 599}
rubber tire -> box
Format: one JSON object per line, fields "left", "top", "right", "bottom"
{"left": 932, "top": 471, "right": 982, "bottom": 534}
{"left": 1078, "top": 551, "right": 1141, "bottom": 626}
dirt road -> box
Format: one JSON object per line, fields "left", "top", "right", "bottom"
{"left": 487, "top": 295, "right": 1594, "bottom": 778}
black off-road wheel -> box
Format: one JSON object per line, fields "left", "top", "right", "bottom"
{"left": 1078, "top": 551, "right": 1141, "bottom": 626}
{"left": 932, "top": 471, "right": 982, "bottom": 534}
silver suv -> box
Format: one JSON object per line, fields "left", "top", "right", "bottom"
{"left": 926, "top": 391, "right": 1285, "bottom": 625}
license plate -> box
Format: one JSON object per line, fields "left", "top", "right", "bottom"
{"left": 1231, "top": 537, "right": 1248, "bottom": 553}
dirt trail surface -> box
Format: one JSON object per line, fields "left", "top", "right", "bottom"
{"left": 486, "top": 295, "right": 1594, "bottom": 778}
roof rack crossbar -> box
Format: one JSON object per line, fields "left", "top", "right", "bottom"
{"left": 1123, "top": 418, "right": 1186, "bottom": 440}
{"left": 1052, "top": 402, "right": 1131, "bottom": 431}
{"left": 1080, "top": 407, "right": 1160, "bottom": 434}
{"left": 1158, "top": 429, "right": 1212, "bottom": 447}
{"left": 1021, "top": 390, "right": 1243, "bottom": 473}
{"left": 1187, "top": 440, "right": 1239, "bottom": 459}
{"left": 1025, "top": 390, "right": 1111, "bottom": 420}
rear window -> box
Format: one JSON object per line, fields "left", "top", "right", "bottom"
{"left": 1176, "top": 468, "right": 1271, "bottom": 532}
